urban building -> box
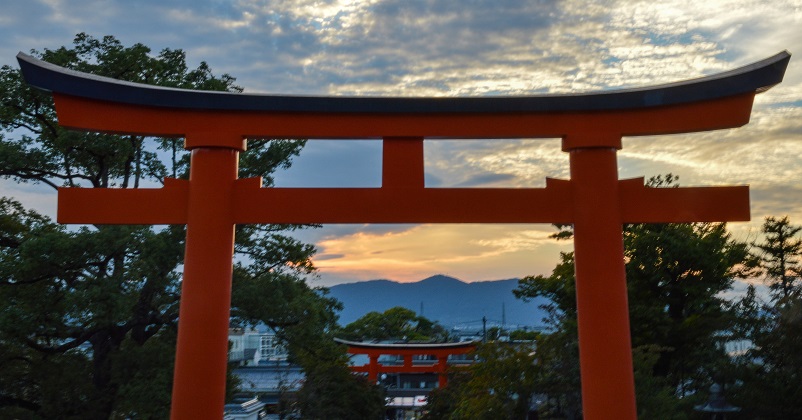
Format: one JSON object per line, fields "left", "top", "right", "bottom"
{"left": 228, "top": 327, "right": 288, "bottom": 366}
{"left": 337, "top": 338, "right": 478, "bottom": 419}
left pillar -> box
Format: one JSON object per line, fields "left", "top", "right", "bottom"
{"left": 171, "top": 134, "right": 242, "bottom": 419}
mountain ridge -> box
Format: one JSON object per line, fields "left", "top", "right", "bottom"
{"left": 328, "top": 274, "right": 549, "bottom": 330}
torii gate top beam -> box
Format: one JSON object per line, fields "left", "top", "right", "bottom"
{"left": 14, "top": 51, "right": 790, "bottom": 226}
{"left": 16, "top": 51, "right": 790, "bottom": 148}
{"left": 17, "top": 51, "right": 789, "bottom": 114}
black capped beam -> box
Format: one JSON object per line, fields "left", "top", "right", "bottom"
{"left": 16, "top": 51, "right": 790, "bottom": 114}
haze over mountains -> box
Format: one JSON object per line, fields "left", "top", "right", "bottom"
{"left": 328, "top": 275, "right": 549, "bottom": 331}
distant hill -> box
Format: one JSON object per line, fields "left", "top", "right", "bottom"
{"left": 328, "top": 275, "right": 550, "bottom": 331}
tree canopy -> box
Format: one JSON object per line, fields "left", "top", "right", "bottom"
{"left": 338, "top": 306, "right": 450, "bottom": 342}
{"left": 0, "top": 33, "right": 346, "bottom": 419}
{"left": 754, "top": 216, "right": 802, "bottom": 301}
{"left": 424, "top": 342, "right": 539, "bottom": 420}
{"left": 729, "top": 216, "right": 802, "bottom": 418}
{"left": 514, "top": 175, "right": 753, "bottom": 418}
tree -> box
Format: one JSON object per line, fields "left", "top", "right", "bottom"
{"left": 508, "top": 329, "right": 540, "bottom": 341}
{"left": 735, "top": 293, "right": 802, "bottom": 419}
{"left": 514, "top": 252, "right": 582, "bottom": 419}
{"left": 728, "top": 217, "right": 802, "bottom": 418}
{"left": 423, "top": 342, "right": 539, "bottom": 420}
{"left": 338, "top": 306, "right": 450, "bottom": 342}
{"left": 625, "top": 220, "right": 750, "bottom": 398}
{"left": 754, "top": 216, "right": 802, "bottom": 302}
{"left": 514, "top": 175, "right": 752, "bottom": 417}
{"left": 0, "top": 34, "right": 328, "bottom": 419}
{"left": 293, "top": 340, "right": 386, "bottom": 419}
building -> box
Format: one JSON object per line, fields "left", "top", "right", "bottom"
{"left": 223, "top": 397, "right": 267, "bottom": 420}
{"left": 229, "top": 327, "right": 288, "bottom": 366}
{"left": 336, "top": 338, "right": 478, "bottom": 419}
{"left": 227, "top": 328, "right": 298, "bottom": 417}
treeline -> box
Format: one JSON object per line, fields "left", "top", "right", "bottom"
{"left": 0, "top": 34, "right": 385, "bottom": 420}
{"left": 425, "top": 179, "right": 802, "bottom": 419}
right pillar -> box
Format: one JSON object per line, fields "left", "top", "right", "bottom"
{"left": 568, "top": 135, "right": 638, "bottom": 419}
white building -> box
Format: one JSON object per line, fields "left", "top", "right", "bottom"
{"left": 229, "top": 327, "right": 288, "bottom": 366}
{"left": 223, "top": 397, "right": 267, "bottom": 420}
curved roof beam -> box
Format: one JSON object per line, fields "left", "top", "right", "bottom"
{"left": 17, "top": 51, "right": 790, "bottom": 114}
{"left": 334, "top": 337, "right": 478, "bottom": 350}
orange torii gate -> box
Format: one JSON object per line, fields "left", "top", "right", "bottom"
{"left": 18, "top": 51, "right": 789, "bottom": 420}
{"left": 334, "top": 338, "right": 478, "bottom": 388}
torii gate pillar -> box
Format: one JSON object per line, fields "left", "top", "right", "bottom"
{"left": 569, "top": 141, "right": 636, "bottom": 417}
{"left": 17, "top": 51, "right": 790, "bottom": 420}
{"left": 171, "top": 143, "right": 241, "bottom": 417}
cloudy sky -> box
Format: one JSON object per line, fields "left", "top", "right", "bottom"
{"left": 0, "top": 0, "right": 800, "bottom": 286}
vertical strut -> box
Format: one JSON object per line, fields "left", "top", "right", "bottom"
{"left": 383, "top": 137, "right": 425, "bottom": 189}
{"left": 171, "top": 145, "right": 239, "bottom": 419}
{"left": 569, "top": 146, "right": 637, "bottom": 420}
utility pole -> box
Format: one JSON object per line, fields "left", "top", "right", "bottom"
{"left": 502, "top": 302, "right": 506, "bottom": 333}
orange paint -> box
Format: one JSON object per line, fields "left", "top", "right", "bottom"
{"left": 16, "top": 48, "right": 786, "bottom": 419}
{"left": 338, "top": 341, "right": 477, "bottom": 388}
{"left": 49, "top": 87, "right": 761, "bottom": 420}
{"left": 52, "top": 93, "right": 755, "bottom": 140}
{"left": 170, "top": 144, "right": 239, "bottom": 419}
{"left": 569, "top": 147, "right": 636, "bottom": 419}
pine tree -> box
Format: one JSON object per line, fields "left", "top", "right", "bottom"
{"left": 755, "top": 216, "right": 802, "bottom": 301}
{"left": 0, "top": 33, "right": 338, "bottom": 418}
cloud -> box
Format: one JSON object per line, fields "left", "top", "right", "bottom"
{"left": 425, "top": 139, "right": 568, "bottom": 188}
{"left": 1, "top": 0, "right": 799, "bottom": 286}
{"left": 314, "top": 253, "right": 345, "bottom": 261}
{"left": 313, "top": 224, "right": 571, "bottom": 283}
{"left": 452, "top": 173, "right": 517, "bottom": 188}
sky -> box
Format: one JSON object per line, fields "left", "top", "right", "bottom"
{"left": 0, "top": 0, "right": 800, "bottom": 287}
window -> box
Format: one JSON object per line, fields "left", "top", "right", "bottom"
{"left": 259, "top": 334, "right": 288, "bottom": 361}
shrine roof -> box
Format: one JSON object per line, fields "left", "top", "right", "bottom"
{"left": 334, "top": 338, "right": 478, "bottom": 350}
{"left": 17, "top": 51, "right": 789, "bottom": 114}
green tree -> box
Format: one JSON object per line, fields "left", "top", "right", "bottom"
{"left": 514, "top": 175, "right": 751, "bottom": 417}
{"left": 732, "top": 292, "right": 802, "bottom": 419}
{"left": 754, "top": 216, "right": 802, "bottom": 301}
{"left": 423, "top": 342, "right": 539, "bottom": 420}
{"left": 293, "top": 340, "right": 386, "bottom": 419}
{"left": 508, "top": 329, "right": 540, "bottom": 341}
{"left": 631, "top": 344, "right": 686, "bottom": 420}
{"left": 625, "top": 220, "right": 750, "bottom": 397}
{"left": 0, "top": 34, "right": 329, "bottom": 419}
{"left": 729, "top": 217, "right": 802, "bottom": 418}
{"left": 514, "top": 252, "right": 582, "bottom": 419}
{"left": 339, "top": 306, "right": 449, "bottom": 342}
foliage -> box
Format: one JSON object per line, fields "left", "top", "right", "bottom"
{"left": 293, "top": 341, "right": 386, "bottom": 419}
{"left": 508, "top": 329, "right": 540, "bottom": 341}
{"left": 733, "top": 295, "right": 802, "bottom": 419}
{"left": 0, "top": 33, "right": 329, "bottom": 419}
{"left": 625, "top": 220, "right": 750, "bottom": 396}
{"left": 514, "top": 252, "right": 582, "bottom": 419}
{"left": 729, "top": 216, "right": 802, "bottom": 418}
{"left": 632, "top": 345, "right": 687, "bottom": 420}
{"left": 513, "top": 175, "right": 752, "bottom": 417}
{"left": 423, "top": 342, "right": 539, "bottom": 420}
{"left": 338, "top": 306, "right": 450, "bottom": 342}
{"left": 754, "top": 216, "right": 802, "bottom": 301}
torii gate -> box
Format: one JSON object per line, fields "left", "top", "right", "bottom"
{"left": 18, "top": 51, "right": 789, "bottom": 420}
{"left": 333, "top": 338, "right": 478, "bottom": 388}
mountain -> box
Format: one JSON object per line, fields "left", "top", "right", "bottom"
{"left": 328, "top": 275, "right": 549, "bottom": 330}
